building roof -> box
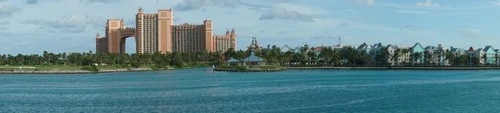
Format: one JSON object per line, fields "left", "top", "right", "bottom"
{"left": 411, "top": 43, "right": 424, "bottom": 49}
{"left": 312, "top": 47, "right": 320, "bottom": 52}
{"left": 468, "top": 47, "right": 475, "bottom": 51}
{"left": 372, "top": 43, "right": 383, "bottom": 48}
{"left": 243, "top": 52, "right": 265, "bottom": 62}
{"left": 357, "top": 43, "right": 369, "bottom": 50}
{"left": 425, "top": 46, "right": 435, "bottom": 50}
{"left": 228, "top": 58, "right": 239, "bottom": 63}
{"left": 281, "top": 45, "right": 293, "bottom": 52}
{"left": 450, "top": 47, "right": 465, "bottom": 53}
{"left": 450, "top": 46, "right": 458, "bottom": 52}
{"left": 483, "top": 46, "right": 495, "bottom": 52}
{"left": 425, "top": 45, "right": 445, "bottom": 52}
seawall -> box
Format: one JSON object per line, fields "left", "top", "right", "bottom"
{"left": 285, "top": 67, "right": 500, "bottom": 70}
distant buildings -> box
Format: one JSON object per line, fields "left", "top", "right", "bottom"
{"left": 96, "top": 7, "right": 236, "bottom": 54}
{"left": 355, "top": 42, "right": 500, "bottom": 66}
{"left": 242, "top": 37, "right": 500, "bottom": 66}
{"left": 482, "top": 46, "right": 497, "bottom": 65}
{"left": 170, "top": 21, "right": 211, "bottom": 53}
{"left": 410, "top": 43, "right": 425, "bottom": 65}
{"left": 386, "top": 44, "right": 410, "bottom": 66}
{"left": 424, "top": 45, "right": 447, "bottom": 65}
{"left": 214, "top": 29, "right": 236, "bottom": 52}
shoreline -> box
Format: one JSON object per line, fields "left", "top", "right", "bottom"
{"left": 4, "top": 66, "right": 500, "bottom": 74}
{"left": 285, "top": 66, "right": 500, "bottom": 70}
{"left": 0, "top": 68, "right": 155, "bottom": 74}
{"left": 214, "top": 68, "right": 283, "bottom": 72}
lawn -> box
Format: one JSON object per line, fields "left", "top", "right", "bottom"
{"left": 0, "top": 65, "right": 152, "bottom": 71}
{"left": 0, "top": 65, "right": 84, "bottom": 71}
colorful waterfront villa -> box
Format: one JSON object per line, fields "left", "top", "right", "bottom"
{"left": 411, "top": 43, "right": 425, "bottom": 65}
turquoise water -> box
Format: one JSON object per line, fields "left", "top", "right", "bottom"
{"left": 1, "top": 69, "right": 500, "bottom": 113}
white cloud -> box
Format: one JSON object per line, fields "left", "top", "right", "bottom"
{"left": 0, "top": 5, "right": 21, "bottom": 18}
{"left": 259, "top": 8, "right": 315, "bottom": 22}
{"left": 416, "top": 1, "right": 440, "bottom": 8}
{"left": 397, "top": 10, "right": 427, "bottom": 14}
{"left": 172, "top": 0, "right": 271, "bottom": 12}
{"left": 356, "top": 0, "right": 375, "bottom": 5}
{"left": 79, "top": 0, "right": 126, "bottom": 4}
{"left": 26, "top": 0, "right": 39, "bottom": 4}
{"left": 22, "top": 15, "right": 104, "bottom": 33}
{"left": 491, "top": 1, "right": 500, "bottom": 6}
{"left": 274, "top": 3, "right": 327, "bottom": 15}
{"left": 459, "top": 29, "right": 484, "bottom": 38}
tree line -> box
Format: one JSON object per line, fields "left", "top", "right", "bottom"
{"left": 224, "top": 45, "right": 494, "bottom": 67}
{"left": 0, "top": 45, "right": 495, "bottom": 68}
{"left": 0, "top": 51, "right": 224, "bottom": 68}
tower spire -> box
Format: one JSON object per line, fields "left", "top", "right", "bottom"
{"left": 138, "top": 7, "right": 143, "bottom": 13}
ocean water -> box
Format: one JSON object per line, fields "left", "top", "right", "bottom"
{"left": 1, "top": 69, "right": 500, "bottom": 113}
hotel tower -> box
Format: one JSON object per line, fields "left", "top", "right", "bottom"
{"left": 96, "top": 7, "right": 236, "bottom": 54}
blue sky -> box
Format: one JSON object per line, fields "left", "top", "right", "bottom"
{"left": 1, "top": 0, "right": 500, "bottom": 54}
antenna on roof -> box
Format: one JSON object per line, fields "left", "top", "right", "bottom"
{"left": 338, "top": 36, "right": 341, "bottom": 47}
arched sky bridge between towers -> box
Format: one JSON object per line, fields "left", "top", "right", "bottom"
{"left": 96, "top": 19, "right": 139, "bottom": 54}
{"left": 117, "top": 27, "right": 137, "bottom": 54}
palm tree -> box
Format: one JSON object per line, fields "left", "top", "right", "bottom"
{"left": 319, "top": 48, "right": 334, "bottom": 66}
{"left": 234, "top": 50, "right": 248, "bottom": 65}
{"left": 423, "top": 51, "right": 432, "bottom": 65}
{"left": 433, "top": 49, "right": 444, "bottom": 66}
{"left": 306, "top": 51, "right": 317, "bottom": 66}
{"left": 495, "top": 53, "right": 499, "bottom": 66}
{"left": 270, "top": 45, "right": 281, "bottom": 65}
{"left": 375, "top": 47, "right": 389, "bottom": 66}
{"left": 224, "top": 48, "right": 236, "bottom": 60}
{"left": 411, "top": 52, "right": 423, "bottom": 66}
{"left": 444, "top": 50, "right": 455, "bottom": 65}
{"left": 482, "top": 54, "right": 487, "bottom": 65}
{"left": 392, "top": 49, "right": 401, "bottom": 66}
{"left": 280, "top": 51, "right": 294, "bottom": 66}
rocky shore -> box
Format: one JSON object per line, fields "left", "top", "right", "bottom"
{"left": 214, "top": 65, "right": 285, "bottom": 72}
{"left": 214, "top": 68, "right": 283, "bottom": 72}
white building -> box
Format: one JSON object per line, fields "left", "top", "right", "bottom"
{"left": 425, "top": 44, "right": 449, "bottom": 66}
{"left": 386, "top": 44, "right": 410, "bottom": 66}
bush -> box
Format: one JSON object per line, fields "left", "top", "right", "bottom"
{"left": 150, "top": 65, "right": 161, "bottom": 70}
{"left": 217, "top": 65, "right": 248, "bottom": 72}
{"left": 81, "top": 65, "right": 99, "bottom": 72}
{"left": 234, "top": 66, "right": 248, "bottom": 72}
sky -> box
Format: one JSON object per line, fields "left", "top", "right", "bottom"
{"left": 1, "top": 0, "right": 500, "bottom": 54}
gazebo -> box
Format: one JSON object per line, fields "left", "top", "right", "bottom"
{"left": 242, "top": 52, "right": 266, "bottom": 66}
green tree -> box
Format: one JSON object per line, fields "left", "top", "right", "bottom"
{"left": 306, "top": 51, "right": 317, "bottom": 66}
{"left": 375, "top": 47, "right": 389, "bottom": 66}
{"left": 424, "top": 51, "right": 432, "bottom": 65}
{"left": 234, "top": 50, "right": 248, "bottom": 64}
